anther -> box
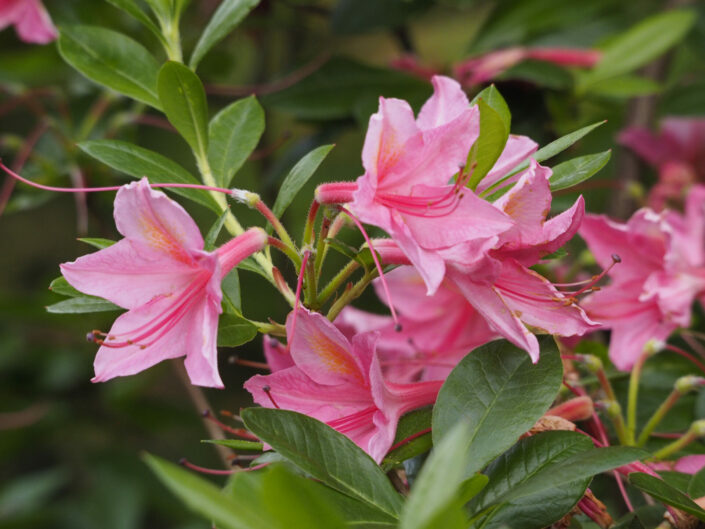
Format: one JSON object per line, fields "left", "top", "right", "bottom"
{"left": 394, "top": 323, "right": 403, "bottom": 332}
{"left": 611, "top": 254, "right": 621, "bottom": 263}
{"left": 262, "top": 385, "right": 280, "bottom": 409}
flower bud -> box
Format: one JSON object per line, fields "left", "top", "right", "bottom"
{"left": 675, "top": 375, "right": 705, "bottom": 395}
{"left": 547, "top": 396, "right": 594, "bottom": 422}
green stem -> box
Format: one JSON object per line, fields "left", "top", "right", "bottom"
{"left": 626, "top": 351, "right": 648, "bottom": 446}
{"left": 637, "top": 389, "right": 681, "bottom": 447}
{"left": 250, "top": 319, "right": 286, "bottom": 337}
{"left": 605, "top": 400, "right": 631, "bottom": 446}
{"left": 650, "top": 421, "right": 705, "bottom": 461}
{"left": 317, "top": 260, "right": 360, "bottom": 307}
{"left": 302, "top": 200, "right": 319, "bottom": 248}
{"left": 314, "top": 211, "right": 334, "bottom": 279}
{"left": 160, "top": 18, "right": 183, "bottom": 62}
{"left": 304, "top": 252, "right": 318, "bottom": 308}
{"left": 326, "top": 269, "right": 377, "bottom": 322}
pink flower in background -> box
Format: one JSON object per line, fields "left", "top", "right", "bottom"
{"left": 619, "top": 117, "right": 705, "bottom": 210}
{"left": 61, "top": 179, "right": 267, "bottom": 388}
{"left": 244, "top": 309, "right": 441, "bottom": 462}
{"left": 454, "top": 47, "right": 601, "bottom": 87}
{"left": 579, "top": 187, "right": 705, "bottom": 370}
{"left": 337, "top": 266, "right": 497, "bottom": 382}
{"left": 0, "top": 0, "right": 56, "bottom": 44}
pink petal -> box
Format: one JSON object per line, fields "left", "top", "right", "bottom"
{"left": 606, "top": 306, "right": 674, "bottom": 371}
{"left": 262, "top": 335, "right": 294, "bottom": 372}
{"left": 244, "top": 368, "right": 373, "bottom": 423}
{"left": 0, "top": 0, "right": 24, "bottom": 31}
{"left": 476, "top": 135, "right": 538, "bottom": 194}
{"left": 494, "top": 160, "right": 553, "bottom": 246}
{"left": 494, "top": 259, "right": 599, "bottom": 338}
{"left": 525, "top": 48, "right": 601, "bottom": 67}
{"left": 618, "top": 127, "right": 673, "bottom": 168}
{"left": 114, "top": 178, "right": 204, "bottom": 263}
{"left": 673, "top": 455, "right": 705, "bottom": 474}
{"left": 401, "top": 184, "right": 514, "bottom": 250}
{"left": 60, "top": 238, "right": 205, "bottom": 309}
{"left": 285, "top": 308, "right": 367, "bottom": 386}
{"left": 182, "top": 283, "right": 223, "bottom": 388}
{"left": 13, "top": 0, "right": 56, "bottom": 44}
{"left": 417, "top": 75, "right": 472, "bottom": 130}
{"left": 643, "top": 271, "right": 703, "bottom": 328}
{"left": 448, "top": 267, "right": 539, "bottom": 361}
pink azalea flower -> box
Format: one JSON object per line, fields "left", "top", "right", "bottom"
{"left": 60, "top": 179, "right": 267, "bottom": 388}
{"left": 579, "top": 186, "right": 705, "bottom": 370}
{"left": 453, "top": 47, "right": 601, "bottom": 87}
{"left": 0, "top": 0, "right": 57, "bottom": 44}
{"left": 244, "top": 308, "right": 442, "bottom": 463}
{"left": 619, "top": 117, "right": 705, "bottom": 210}
{"left": 337, "top": 266, "right": 497, "bottom": 382}
{"left": 370, "top": 161, "right": 597, "bottom": 362}
{"left": 316, "top": 75, "right": 535, "bottom": 295}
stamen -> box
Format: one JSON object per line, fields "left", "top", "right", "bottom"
{"left": 262, "top": 385, "right": 280, "bottom": 409}
{"left": 179, "top": 458, "right": 236, "bottom": 475}
{"left": 0, "top": 160, "right": 234, "bottom": 195}
{"left": 571, "top": 254, "right": 621, "bottom": 297}
{"left": 228, "top": 355, "right": 270, "bottom": 370}
{"left": 201, "top": 410, "right": 259, "bottom": 439}
{"left": 337, "top": 206, "right": 401, "bottom": 331}
{"left": 286, "top": 251, "right": 311, "bottom": 353}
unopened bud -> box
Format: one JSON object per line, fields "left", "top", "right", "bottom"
{"left": 675, "top": 375, "right": 705, "bottom": 395}
{"left": 643, "top": 339, "right": 665, "bottom": 356}
{"left": 604, "top": 400, "right": 622, "bottom": 419}
{"left": 690, "top": 419, "right": 705, "bottom": 437}
{"left": 547, "top": 396, "right": 594, "bottom": 422}
{"left": 580, "top": 354, "right": 603, "bottom": 373}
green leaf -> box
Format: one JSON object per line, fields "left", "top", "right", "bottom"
{"left": 580, "top": 10, "right": 696, "bottom": 89}
{"left": 143, "top": 0, "right": 171, "bottom": 21}
{"left": 586, "top": 76, "right": 663, "bottom": 98}
{"left": 470, "top": 85, "right": 511, "bottom": 132}
{"left": 217, "top": 314, "right": 257, "bottom": 347}
{"left": 58, "top": 26, "right": 161, "bottom": 109}
{"left": 272, "top": 144, "right": 334, "bottom": 218}
{"left": 77, "top": 237, "right": 117, "bottom": 249}
{"left": 157, "top": 61, "right": 210, "bottom": 158}
{"left": 259, "top": 465, "right": 348, "bottom": 529}
{"left": 79, "top": 139, "right": 220, "bottom": 213}
{"left": 208, "top": 95, "right": 264, "bottom": 187}
{"left": 241, "top": 408, "right": 403, "bottom": 518}
{"left": 689, "top": 467, "right": 705, "bottom": 498}
{"left": 204, "top": 210, "right": 229, "bottom": 251}
{"left": 105, "top": 0, "right": 164, "bottom": 42}
{"left": 470, "top": 431, "right": 593, "bottom": 529}
{"left": 432, "top": 338, "right": 563, "bottom": 477}
{"left": 630, "top": 472, "right": 705, "bottom": 521}
{"left": 48, "top": 276, "right": 83, "bottom": 297}
{"left": 221, "top": 269, "right": 242, "bottom": 315}
{"left": 189, "top": 0, "right": 260, "bottom": 69}
{"left": 143, "top": 453, "right": 263, "bottom": 529}
{"left": 203, "top": 439, "right": 263, "bottom": 451}
{"left": 46, "top": 297, "right": 120, "bottom": 314}
{"left": 400, "top": 422, "right": 473, "bottom": 529}
{"left": 331, "top": 0, "right": 432, "bottom": 34}
{"left": 263, "top": 57, "right": 431, "bottom": 121}
{"left": 383, "top": 408, "right": 433, "bottom": 470}
{"left": 549, "top": 150, "right": 612, "bottom": 192}
{"left": 466, "top": 98, "right": 509, "bottom": 191}
{"left": 316, "top": 485, "right": 398, "bottom": 528}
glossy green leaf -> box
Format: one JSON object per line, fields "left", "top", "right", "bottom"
{"left": 466, "top": 98, "right": 509, "bottom": 190}
{"left": 263, "top": 57, "right": 431, "bottom": 121}
{"left": 48, "top": 277, "right": 83, "bottom": 298}
{"left": 470, "top": 85, "right": 511, "bottom": 132}
{"left": 79, "top": 139, "right": 220, "bottom": 213}
{"left": 77, "top": 237, "right": 117, "bottom": 250}
{"left": 580, "top": 10, "right": 696, "bottom": 89}
{"left": 549, "top": 150, "right": 612, "bottom": 192}
{"left": 204, "top": 210, "right": 229, "bottom": 251}
{"left": 58, "top": 26, "right": 161, "bottom": 109}
{"left": 470, "top": 431, "right": 592, "bottom": 529}
{"left": 221, "top": 269, "right": 242, "bottom": 315}
{"left": 630, "top": 472, "right": 705, "bottom": 521}
{"left": 432, "top": 338, "right": 563, "bottom": 477}
{"left": 189, "top": 0, "right": 260, "bottom": 69}
{"left": 105, "top": 0, "right": 163, "bottom": 41}
{"left": 208, "top": 95, "right": 264, "bottom": 187}
{"left": 46, "top": 296, "right": 120, "bottom": 314}
{"left": 217, "top": 314, "right": 257, "bottom": 347}
{"left": 316, "top": 485, "right": 398, "bottom": 528}
{"left": 241, "top": 408, "right": 403, "bottom": 518}
{"left": 259, "top": 465, "right": 348, "bottom": 529}
{"left": 383, "top": 408, "right": 433, "bottom": 470}
{"left": 143, "top": 453, "right": 263, "bottom": 529}
{"left": 401, "top": 422, "right": 472, "bottom": 529}
{"left": 203, "top": 439, "right": 263, "bottom": 451}
{"left": 689, "top": 467, "right": 705, "bottom": 498}
{"left": 157, "top": 61, "right": 209, "bottom": 158}
{"left": 272, "top": 144, "right": 334, "bottom": 218}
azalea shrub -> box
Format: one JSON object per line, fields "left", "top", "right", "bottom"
{"left": 3, "top": 1, "right": 705, "bottom": 528}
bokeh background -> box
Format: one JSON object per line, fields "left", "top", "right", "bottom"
{"left": 2, "top": 0, "right": 705, "bottom": 527}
